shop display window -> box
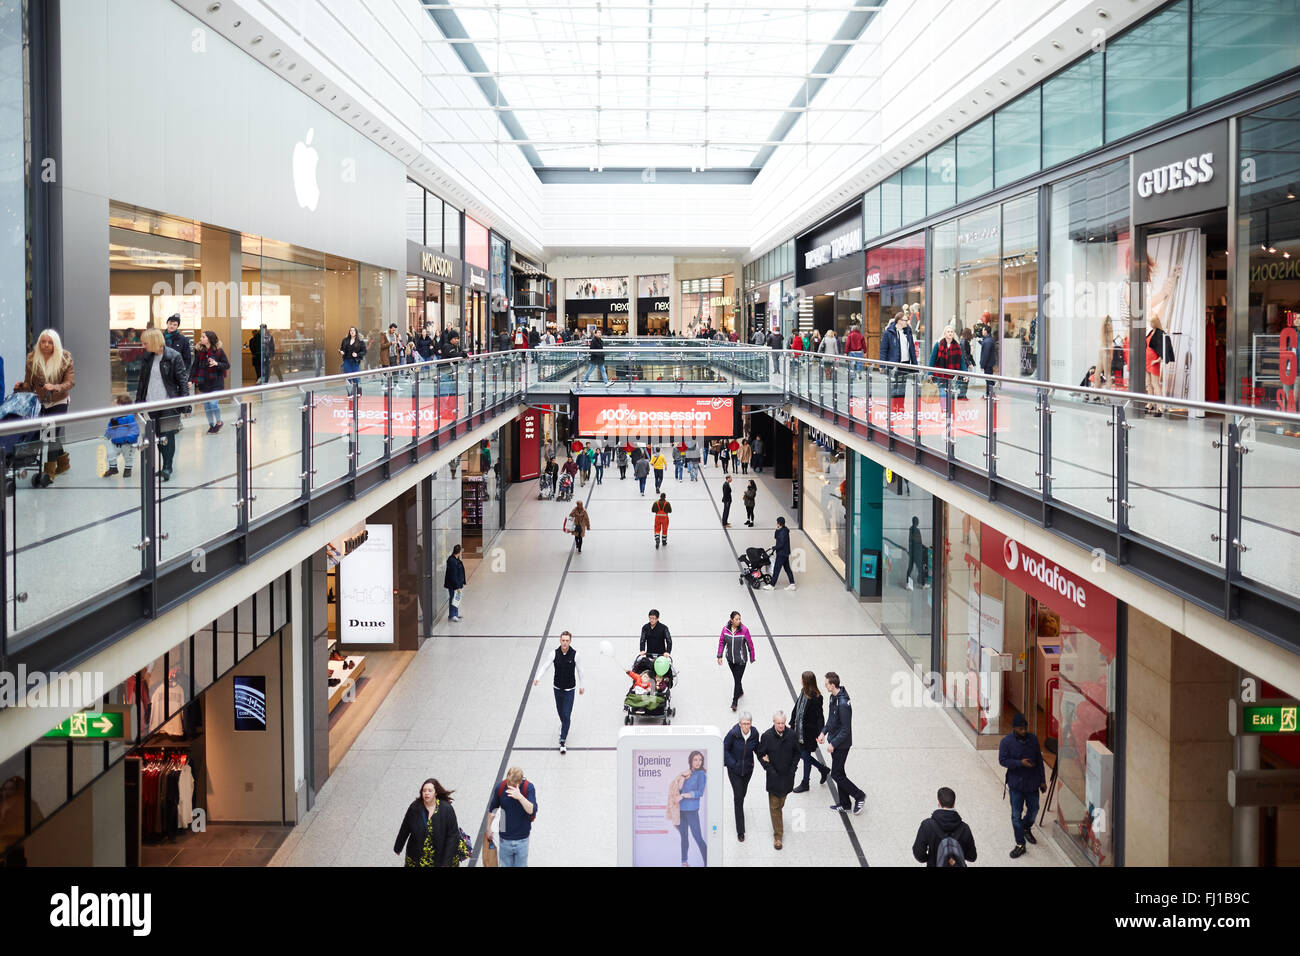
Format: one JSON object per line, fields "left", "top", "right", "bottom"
{"left": 800, "top": 429, "right": 848, "bottom": 579}
{"left": 863, "top": 185, "right": 881, "bottom": 243}
{"left": 883, "top": 471, "right": 932, "bottom": 674}
{"left": 902, "top": 158, "right": 926, "bottom": 225}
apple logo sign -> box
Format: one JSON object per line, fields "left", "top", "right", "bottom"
{"left": 293, "top": 128, "right": 321, "bottom": 212}
{"left": 1003, "top": 537, "right": 1019, "bottom": 572}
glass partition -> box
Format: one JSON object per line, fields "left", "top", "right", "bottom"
{"left": 1104, "top": 1, "right": 1189, "bottom": 143}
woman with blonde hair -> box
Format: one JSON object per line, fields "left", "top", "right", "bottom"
{"left": 135, "top": 327, "right": 191, "bottom": 481}
{"left": 14, "top": 328, "right": 76, "bottom": 485}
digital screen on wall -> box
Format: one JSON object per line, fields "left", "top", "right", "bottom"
{"left": 576, "top": 396, "right": 739, "bottom": 438}
{"left": 233, "top": 676, "right": 267, "bottom": 731}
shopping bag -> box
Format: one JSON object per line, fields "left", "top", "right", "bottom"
{"left": 451, "top": 589, "right": 462, "bottom": 609}
{"left": 481, "top": 840, "right": 498, "bottom": 867}
{"left": 563, "top": 515, "right": 576, "bottom": 533}
{"left": 920, "top": 378, "right": 941, "bottom": 400}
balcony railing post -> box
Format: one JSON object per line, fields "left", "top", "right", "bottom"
{"left": 1223, "top": 420, "right": 1245, "bottom": 588}
{"left": 864, "top": 361, "right": 872, "bottom": 440}
{"left": 384, "top": 370, "right": 394, "bottom": 462}
{"left": 411, "top": 365, "right": 421, "bottom": 456}
{"left": 301, "top": 389, "right": 315, "bottom": 498}
{"left": 141, "top": 418, "right": 160, "bottom": 619}
{"left": 237, "top": 399, "right": 253, "bottom": 533}
{"left": 911, "top": 373, "right": 920, "bottom": 452}
{"left": 1036, "top": 389, "right": 1055, "bottom": 505}
{"left": 984, "top": 379, "right": 998, "bottom": 488}
{"left": 1112, "top": 405, "right": 1131, "bottom": 538}
{"left": 349, "top": 379, "right": 360, "bottom": 485}
{"left": 846, "top": 364, "right": 854, "bottom": 433}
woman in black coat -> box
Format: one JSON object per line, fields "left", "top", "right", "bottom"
{"left": 135, "top": 327, "right": 191, "bottom": 482}
{"left": 444, "top": 544, "right": 466, "bottom": 622}
{"left": 792, "top": 670, "right": 829, "bottom": 792}
{"left": 394, "top": 778, "right": 460, "bottom": 867}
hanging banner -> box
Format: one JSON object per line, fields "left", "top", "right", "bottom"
{"left": 980, "top": 527, "right": 1117, "bottom": 655}
{"left": 848, "top": 394, "right": 1004, "bottom": 436}
{"left": 311, "top": 394, "right": 462, "bottom": 436}
{"left": 576, "top": 396, "right": 739, "bottom": 438}
{"left": 518, "top": 407, "right": 541, "bottom": 481}
{"left": 340, "top": 523, "right": 394, "bottom": 644}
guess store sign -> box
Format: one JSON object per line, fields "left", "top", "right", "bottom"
{"left": 981, "top": 527, "right": 1117, "bottom": 654}
{"left": 312, "top": 394, "right": 462, "bottom": 437}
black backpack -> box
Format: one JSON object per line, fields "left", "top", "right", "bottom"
{"left": 935, "top": 831, "right": 967, "bottom": 868}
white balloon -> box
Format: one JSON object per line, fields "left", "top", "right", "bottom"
{"left": 599, "top": 640, "right": 614, "bottom": 658}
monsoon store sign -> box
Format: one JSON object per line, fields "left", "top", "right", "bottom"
{"left": 577, "top": 396, "right": 737, "bottom": 437}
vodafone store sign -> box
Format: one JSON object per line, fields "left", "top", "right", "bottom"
{"left": 577, "top": 396, "right": 736, "bottom": 437}
{"left": 980, "top": 527, "right": 1116, "bottom": 654}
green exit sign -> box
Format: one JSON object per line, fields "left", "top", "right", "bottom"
{"left": 1244, "top": 705, "right": 1299, "bottom": 734}
{"left": 44, "top": 712, "right": 125, "bottom": 739}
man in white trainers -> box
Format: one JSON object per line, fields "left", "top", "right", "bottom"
{"left": 533, "top": 630, "right": 584, "bottom": 754}
{"left": 765, "top": 517, "right": 796, "bottom": 591}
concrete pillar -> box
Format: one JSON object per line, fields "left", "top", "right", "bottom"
{"left": 1124, "top": 607, "right": 1235, "bottom": 866}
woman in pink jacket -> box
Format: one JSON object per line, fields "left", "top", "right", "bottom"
{"left": 716, "top": 611, "right": 757, "bottom": 712}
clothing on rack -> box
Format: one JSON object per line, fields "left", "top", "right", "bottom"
{"left": 139, "top": 751, "right": 193, "bottom": 840}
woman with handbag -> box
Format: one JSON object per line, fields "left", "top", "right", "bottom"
{"left": 567, "top": 500, "right": 591, "bottom": 554}
{"left": 191, "top": 331, "right": 230, "bottom": 433}
{"left": 339, "top": 327, "right": 367, "bottom": 393}
{"left": 444, "top": 544, "right": 466, "bottom": 622}
{"left": 135, "top": 328, "right": 190, "bottom": 482}
{"left": 393, "top": 778, "right": 462, "bottom": 868}
{"left": 15, "top": 329, "right": 75, "bottom": 487}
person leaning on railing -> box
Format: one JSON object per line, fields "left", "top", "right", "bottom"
{"left": 14, "top": 328, "right": 75, "bottom": 486}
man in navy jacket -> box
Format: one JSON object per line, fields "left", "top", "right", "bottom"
{"left": 999, "top": 713, "right": 1047, "bottom": 858}
{"left": 818, "top": 672, "right": 865, "bottom": 815}
{"left": 764, "top": 516, "right": 796, "bottom": 590}
{"left": 723, "top": 713, "right": 761, "bottom": 842}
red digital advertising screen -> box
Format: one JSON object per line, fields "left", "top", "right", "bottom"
{"left": 575, "top": 395, "right": 739, "bottom": 438}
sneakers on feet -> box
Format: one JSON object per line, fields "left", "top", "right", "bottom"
{"left": 786, "top": 583, "right": 797, "bottom": 591}
{"left": 123, "top": 466, "right": 133, "bottom": 478}
{"left": 762, "top": 584, "right": 775, "bottom": 590}
{"left": 1024, "top": 829, "right": 1037, "bottom": 845}
{"left": 828, "top": 804, "right": 847, "bottom": 813}
{"left": 852, "top": 799, "right": 864, "bottom": 815}
{"left": 1009, "top": 844, "right": 1026, "bottom": 859}
{"left": 102, "top": 466, "right": 119, "bottom": 478}
{"left": 559, "top": 742, "right": 567, "bottom": 754}
{"left": 791, "top": 783, "right": 809, "bottom": 793}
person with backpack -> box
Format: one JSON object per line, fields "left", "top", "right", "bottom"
{"left": 533, "top": 630, "right": 584, "bottom": 754}
{"left": 651, "top": 492, "right": 672, "bottom": 548}
{"left": 634, "top": 453, "right": 651, "bottom": 496}
{"left": 912, "top": 786, "right": 977, "bottom": 867}
{"left": 999, "top": 713, "right": 1047, "bottom": 858}
{"left": 616, "top": 444, "right": 629, "bottom": 480}
{"left": 486, "top": 767, "right": 537, "bottom": 868}
{"left": 394, "top": 778, "right": 463, "bottom": 868}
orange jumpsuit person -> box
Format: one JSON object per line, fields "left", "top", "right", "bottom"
{"left": 652, "top": 493, "right": 672, "bottom": 550}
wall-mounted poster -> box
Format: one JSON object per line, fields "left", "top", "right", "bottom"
{"left": 233, "top": 676, "right": 267, "bottom": 731}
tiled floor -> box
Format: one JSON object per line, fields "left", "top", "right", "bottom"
{"left": 275, "top": 459, "right": 1075, "bottom": 868}
{"left": 141, "top": 823, "right": 291, "bottom": 867}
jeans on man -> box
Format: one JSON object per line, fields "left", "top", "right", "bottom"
{"left": 752, "top": 453, "right": 763, "bottom": 473}
{"left": 497, "top": 837, "right": 530, "bottom": 867}
{"left": 594, "top": 461, "right": 604, "bottom": 484}
{"left": 727, "top": 768, "right": 752, "bottom": 838}
{"left": 1009, "top": 788, "right": 1040, "bottom": 846}
{"left": 829, "top": 746, "right": 864, "bottom": 809}
{"left": 674, "top": 458, "right": 684, "bottom": 480}
{"left": 687, "top": 460, "right": 699, "bottom": 481}
{"left": 446, "top": 588, "right": 461, "bottom": 620}
{"left": 553, "top": 687, "right": 575, "bottom": 742}
{"left": 583, "top": 362, "right": 609, "bottom": 383}
{"left": 653, "top": 468, "right": 664, "bottom": 492}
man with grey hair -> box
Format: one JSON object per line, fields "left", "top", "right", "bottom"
{"left": 755, "top": 710, "right": 801, "bottom": 850}
{"left": 722, "top": 711, "right": 761, "bottom": 843}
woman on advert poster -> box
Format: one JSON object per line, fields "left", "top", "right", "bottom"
{"left": 670, "top": 751, "right": 707, "bottom": 866}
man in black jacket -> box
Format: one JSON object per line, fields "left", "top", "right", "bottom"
{"left": 999, "top": 713, "right": 1047, "bottom": 858}
{"left": 582, "top": 331, "right": 609, "bottom": 385}
{"left": 723, "top": 713, "right": 760, "bottom": 842}
{"left": 819, "top": 672, "right": 865, "bottom": 815}
{"left": 639, "top": 609, "right": 671, "bottom": 657}
{"left": 764, "top": 516, "right": 795, "bottom": 590}
{"left": 163, "top": 314, "right": 193, "bottom": 377}
{"left": 912, "top": 787, "right": 978, "bottom": 867}
{"left": 756, "top": 711, "right": 801, "bottom": 850}
{"left": 720, "top": 475, "right": 733, "bottom": 528}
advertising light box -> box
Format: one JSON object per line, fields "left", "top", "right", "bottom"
{"left": 576, "top": 396, "right": 739, "bottom": 438}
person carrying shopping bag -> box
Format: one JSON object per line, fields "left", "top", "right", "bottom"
{"left": 566, "top": 500, "right": 591, "bottom": 554}
{"left": 444, "top": 544, "right": 466, "bottom": 622}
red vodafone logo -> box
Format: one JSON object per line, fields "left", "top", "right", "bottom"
{"left": 1003, "top": 538, "right": 1019, "bottom": 572}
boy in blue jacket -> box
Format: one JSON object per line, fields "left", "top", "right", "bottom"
{"left": 102, "top": 396, "right": 140, "bottom": 478}
{"left": 999, "top": 713, "right": 1047, "bottom": 858}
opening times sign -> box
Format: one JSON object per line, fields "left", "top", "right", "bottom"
{"left": 576, "top": 396, "right": 739, "bottom": 438}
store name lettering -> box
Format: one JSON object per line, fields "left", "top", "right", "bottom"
{"left": 866, "top": 268, "right": 881, "bottom": 290}
{"left": 610, "top": 301, "right": 629, "bottom": 312}
{"left": 343, "top": 530, "right": 369, "bottom": 557}
{"left": 1251, "top": 259, "right": 1300, "bottom": 282}
{"left": 709, "top": 296, "right": 733, "bottom": 307}
{"left": 653, "top": 300, "right": 669, "bottom": 311}
{"left": 1136, "top": 152, "right": 1214, "bottom": 199}
{"left": 804, "top": 228, "right": 863, "bottom": 270}
{"left": 421, "top": 252, "right": 454, "bottom": 278}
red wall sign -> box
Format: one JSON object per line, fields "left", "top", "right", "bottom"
{"left": 576, "top": 396, "right": 737, "bottom": 438}
{"left": 848, "top": 395, "right": 1003, "bottom": 436}
{"left": 517, "top": 408, "right": 541, "bottom": 481}
{"left": 311, "top": 394, "right": 461, "bottom": 437}
{"left": 980, "top": 527, "right": 1117, "bottom": 655}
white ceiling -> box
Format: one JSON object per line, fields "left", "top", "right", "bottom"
{"left": 434, "top": 0, "right": 874, "bottom": 169}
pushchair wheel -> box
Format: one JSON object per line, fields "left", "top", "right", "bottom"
{"left": 624, "top": 715, "right": 633, "bottom": 725}
{"left": 663, "top": 717, "right": 671, "bottom": 725}
{"left": 668, "top": 706, "right": 676, "bottom": 717}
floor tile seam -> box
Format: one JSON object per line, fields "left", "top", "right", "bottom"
{"left": 698, "top": 469, "right": 869, "bottom": 867}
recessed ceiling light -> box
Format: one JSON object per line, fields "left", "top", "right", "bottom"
{"left": 287, "top": 63, "right": 296, "bottom": 71}
{"left": 231, "top": 19, "right": 241, "bottom": 28}
{"left": 999, "top": 79, "right": 1008, "bottom": 86}
{"left": 1051, "top": 40, "right": 1063, "bottom": 50}
{"left": 302, "top": 74, "right": 312, "bottom": 82}
{"left": 207, "top": 2, "right": 221, "bottom": 12}
{"left": 270, "top": 49, "right": 281, "bottom": 58}
{"left": 1075, "top": 25, "right": 1084, "bottom": 34}
{"left": 1097, "top": 7, "right": 1110, "bottom": 18}
{"left": 1032, "top": 54, "right": 1042, "bottom": 63}
{"left": 316, "top": 84, "right": 326, "bottom": 93}
{"left": 251, "top": 34, "right": 262, "bottom": 44}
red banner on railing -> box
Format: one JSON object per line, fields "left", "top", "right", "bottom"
{"left": 311, "top": 394, "right": 462, "bottom": 437}
{"left": 846, "top": 395, "right": 1001, "bottom": 436}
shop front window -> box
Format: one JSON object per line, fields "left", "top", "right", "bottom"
{"left": 1192, "top": 0, "right": 1300, "bottom": 108}
{"left": 1046, "top": 159, "right": 1131, "bottom": 391}
{"left": 866, "top": 230, "right": 926, "bottom": 358}
{"left": 1001, "top": 193, "right": 1040, "bottom": 379}
{"left": 1041, "top": 53, "right": 1103, "bottom": 169}
{"left": 883, "top": 472, "right": 932, "bottom": 674}
{"left": 406, "top": 180, "right": 425, "bottom": 244}
{"left": 1104, "top": 1, "right": 1189, "bottom": 143}
{"left": 1238, "top": 92, "right": 1300, "bottom": 412}
{"left": 406, "top": 275, "right": 425, "bottom": 338}
{"left": 800, "top": 427, "right": 847, "bottom": 579}
{"left": 464, "top": 217, "right": 489, "bottom": 270}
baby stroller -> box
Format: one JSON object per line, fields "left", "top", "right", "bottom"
{"left": 537, "top": 471, "right": 555, "bottom": 500}
{"left": 623, "top": 653, "right": 677, "bottom": 725}
{"left": 738, "top": 546, "right": 773, "bottom": 589}
{"left": 0, "top": 392, "right": 46, "bottom": 493}
{"left": 556, "top": 471, "right": 574, "bottom": 501}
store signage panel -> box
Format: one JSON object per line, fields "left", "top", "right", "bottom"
{"left": 849, "top": 395, "right": 1004, "bottom": 436}
{"left": 1132, "top": 122, "right": 1229, "bottom": 225}
{"left": 797, "top": 201, "right": 865, "bottom": 286}
{"left": 637, "top": 297, "right": 671, "bottom": 314}
{"left": 980, "top": 528, "right": 1117, "bottom": 654}
{"left": 468, "top": 266, "right": 488, "bottom": 289}
{"left": 233, "top": 676, "right": 267, "bottom": 731}
{"left": 518, "top": 408, "right": 541, "bottom": 481}
{"left": 576, "top": 396, "right": 739, "bottom": 438}
{"left": 565, "top": 297, "right": 630, "bottom": 315}
{"left": 311, "top": 394, "right": 461, "bottom": 437}
{"left": 407, "top": 241, "right": 462, "bottom": 282}
{"left": 340, "top": 524, "right": 395, "bottom": 645}
{"left": 1241, "top": 702, "right": 1299, "bottom": 734}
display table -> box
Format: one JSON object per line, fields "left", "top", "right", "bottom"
{"left": 327, "top": 655, "right": 366, "bottom": 712}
